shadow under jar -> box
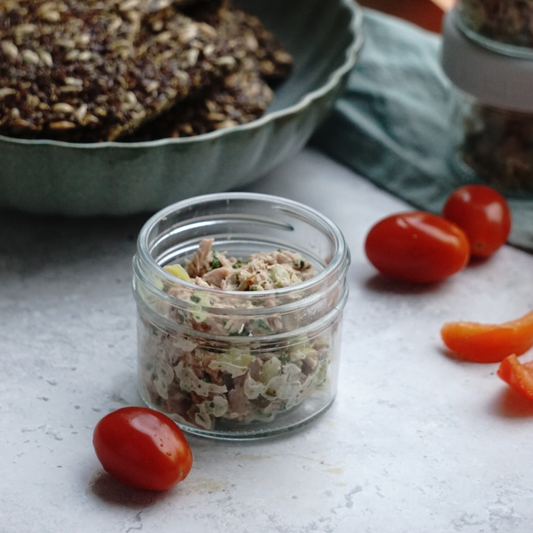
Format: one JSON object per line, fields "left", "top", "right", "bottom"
{"left": 132, "top": 192, "right": 350, "bottom": 440}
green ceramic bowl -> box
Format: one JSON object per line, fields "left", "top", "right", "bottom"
{"left": 0, "top": 0, "right": 363, "bottom": 216}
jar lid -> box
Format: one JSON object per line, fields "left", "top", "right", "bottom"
{"left": 441, "top": 8, "right": 533, "bottom": 112}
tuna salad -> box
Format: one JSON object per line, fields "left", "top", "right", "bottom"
{"left": 180, "top": 237, "right": 316, "bottom": 291}
{"left": 459, "top": 0, "right": 533, "bottom": 49}
{"left": 138, "top": 239, "right": 336, "bottom": 431}
{"left": 460, "top": 104, "right": 533, "bottom": 191}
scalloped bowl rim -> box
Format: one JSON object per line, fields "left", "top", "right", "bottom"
{"left": 0, "top": 0, "right": 363, "bottom": 150}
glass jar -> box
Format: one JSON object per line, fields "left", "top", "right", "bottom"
{"left": 456, "top": 0, "right": 533, "bottom": 58}
{"left": 132, "top": 192, "right": 350, "bottom": 440}
{"left": 442, "top": 8, "right": 533, "bottom": 192}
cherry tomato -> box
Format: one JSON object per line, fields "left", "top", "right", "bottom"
{"left": 364, "top": 211, "right": 470, "bottom": 283}
{"left": 442, "top": 184, "right": 511, "bottom": 258}
{"left": 441, "top": 309, "right": 533, "bottom": 363}
{"left": 93, "top": 407, "right": 193, "bottom": 491}
{"left": 498, "top": 354, "right": 533, "bottom": 401}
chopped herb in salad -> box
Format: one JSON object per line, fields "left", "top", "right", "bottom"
{"left": 170, "top": 237, "right": 315, "bottom": 291}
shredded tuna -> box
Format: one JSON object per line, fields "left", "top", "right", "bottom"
{"left": 185, "top": 238, "right": 213, "bottom": 278}
{"left": 184, "top": 238, "right": 315, "bottom": 291}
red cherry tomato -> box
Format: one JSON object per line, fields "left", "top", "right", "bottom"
{"left": 498, "top": 354, "right": 533, "bottom": 401}
{"left": 442, "top": 184, "right": 511, "bottom": 258}
{"left": 93, "top": 407, "right": 193, "bottom": 491}
{"left": 441, "top": 309, "right": 533, "bottom": 363}
{"left": 364, "top": 211, "right": 470, "bottom": 283}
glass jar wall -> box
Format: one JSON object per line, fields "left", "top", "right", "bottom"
{"left": 450, "top": 88, "right": 533, "bottom": 192}
{"left": 132, "top": 192, "right": 350, "bottom": 439}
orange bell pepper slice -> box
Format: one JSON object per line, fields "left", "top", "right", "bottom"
{"left": 497, "top": 354, "right": 533, "bottom": 401}
{"left": 440, "top": 310, "right": 533, "bottom": 363}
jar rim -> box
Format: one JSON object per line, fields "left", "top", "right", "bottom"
{"left": 135, "top": 192, "right": 349, "bottom": 304}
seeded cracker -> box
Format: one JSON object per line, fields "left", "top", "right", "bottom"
{"left": 126, "top": 70, "right": 273, "bottom": 140}
{"left": 125, "top": 0, "right": 292, "bottom": 140}
{"left": 186, "top": 0, "right": 294, "bottom": 81}
{"left": 0, "top": 0, "right": 238, "bottom": 141}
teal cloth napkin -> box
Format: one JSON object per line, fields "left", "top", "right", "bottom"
{"left": 312, "top": 8, "right": 533, "bottom": 251}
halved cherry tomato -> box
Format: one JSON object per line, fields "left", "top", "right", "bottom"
{"left": 441, "top": 310, "right": 533, "bottom": 363}
{"left": 442, "top": 184, "right": 511, "bottom": 258}
{"left": 497, "top": 354, "right": 533, "bottom": 401}
{"left": 364, "top": 211, "right": 470, "bottom": 283}
{"left": 93, "top": 407, "right": 193, "bottom": 491}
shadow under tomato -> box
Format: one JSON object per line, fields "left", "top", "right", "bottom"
{"left": 438, "top": 346, "right": 470, "bottom": 363}
{"left": 87, "top": 470, "right": 172, "bottom": 508}
{"left": 363, "top": 273, "right": 446, "bottom": 296}
{"left": 490, "top": 387, "right": 533, "bottom": 418}
{"left": 437, "top": 348, "right": 533, "bottom": 416}
{"left": 467, "top": 255, "right": 491, "bottom": 269}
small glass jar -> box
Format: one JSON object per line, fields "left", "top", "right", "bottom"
{"left": 456, "top": 0, "right": 533, "bottom": 58}
{"left": 442, "top": 8, "right": 533, "bottom": 192}
{"left": 132, "top": 192, "right": 350, "bottom": 440}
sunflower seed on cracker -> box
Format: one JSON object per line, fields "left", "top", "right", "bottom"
{"left": 186, "top": 0, "right": 294, "bottom": 81}
{"left": 125, "top": 70, "right": 274, "bottom": 140}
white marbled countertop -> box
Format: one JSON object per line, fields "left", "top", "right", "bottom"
{"left": 2, "top": 148, "right": 533, "bottom": 533}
